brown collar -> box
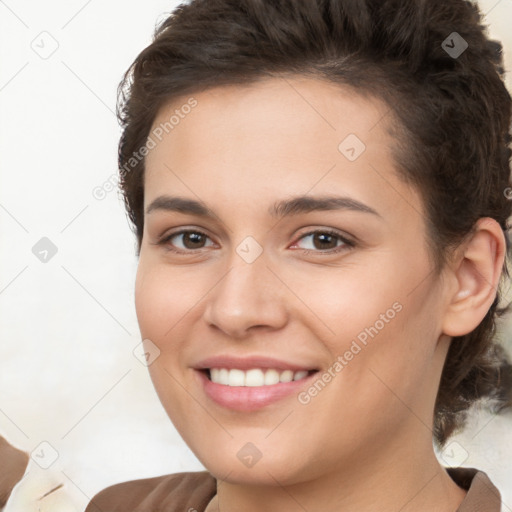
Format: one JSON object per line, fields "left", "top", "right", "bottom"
{"left": 447, "top": 467, "right": 501, "bottom": 512}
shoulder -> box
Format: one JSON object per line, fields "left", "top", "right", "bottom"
{"left": 85, "top": 471, "right": 216, "bottom": 512}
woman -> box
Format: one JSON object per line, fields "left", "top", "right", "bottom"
{"left": 86, "top": 0, "right": 512, "bottom": 510}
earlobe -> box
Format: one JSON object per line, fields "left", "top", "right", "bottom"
{"left": 442, "top": 217, "right": 506, "bottom": 337}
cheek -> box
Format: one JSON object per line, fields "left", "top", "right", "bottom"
{"left": 134, "top": 261, "right": 200, "bottom": 340}
{"left": 282, "top": 262, "right": 405, "bottom": 347}
{"left": 134, "top": 263, "right": 194, "bottom": 418}
{"left": 301, "top": 258, "right": 437, "bottom": 391}
{"left": 135, "top": 265, "right": 167, "bottom": 339}
{"left": 331, "top": 283, "right": 443, "bottom": 423}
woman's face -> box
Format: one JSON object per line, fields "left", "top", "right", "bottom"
{"left": 135, "top": 76, "right": 452, "bottom": 485}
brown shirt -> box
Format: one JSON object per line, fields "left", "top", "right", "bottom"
{"left": 0, "top": 436, "right": 29, "bottom": 508}
{"left": 84, "top": 466, "right": 502, "bottom": 512}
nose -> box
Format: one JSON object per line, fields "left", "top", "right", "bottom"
{"left": 202, "top": 251, "right": 289, "bottom": 339}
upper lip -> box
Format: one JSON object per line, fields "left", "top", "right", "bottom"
{"left": 193, "top": 355, "right": 318, "bottom": 372}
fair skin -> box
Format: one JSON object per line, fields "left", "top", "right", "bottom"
{"left": 135, "top": 76, "right": 505, "bottom": 512}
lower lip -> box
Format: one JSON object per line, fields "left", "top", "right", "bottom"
{"left": 196, "top": 370, "right": 318, "bottom": 411}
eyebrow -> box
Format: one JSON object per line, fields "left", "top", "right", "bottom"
{"left": 145, "top": 194, "right": 381, "bottom": 218}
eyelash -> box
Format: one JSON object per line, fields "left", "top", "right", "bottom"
{"left": 156, "top": 228, "right": 355, "bottom": 256}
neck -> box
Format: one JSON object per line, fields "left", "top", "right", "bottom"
{"left": 210, "top": 431, "right": 466, "bottom": 512}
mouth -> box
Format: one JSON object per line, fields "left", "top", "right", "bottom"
{"left": 201, "top": 367, "right": 318, "bottom": 387}
{"left": 196, "top": 367, "right": 320, "bottom": 411}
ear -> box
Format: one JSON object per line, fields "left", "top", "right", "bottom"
{"left": 441, "top": 217, "right": 506, "bottom": 337}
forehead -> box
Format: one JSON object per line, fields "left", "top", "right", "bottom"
{"left": 143, "top": 76, "right": 419, "bottom": 222}
{"left": 147, "top": 76, "right": 392, "bottom": 161}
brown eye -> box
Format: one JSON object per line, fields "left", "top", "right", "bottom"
{"left": 310, "top": 232, "right": 339, "bottom": 250}
{"left": 292, "top": 229, "right": 355, "bottom": 254}
{"left": 180, "top": 231, "right": 208, "bottom": 249}
{"left": 159, "top": 229, "right": 214, "bottom": 253}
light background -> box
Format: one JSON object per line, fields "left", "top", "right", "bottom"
{"left": 0, "top": 1, "right": 511, "bottom": 510}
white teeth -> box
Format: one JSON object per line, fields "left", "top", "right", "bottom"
{"left": 279, "top": 370, "right": 294, "bottom": 383}
{"left": 293, "top": 370, "right": 309, "bottom": 381}
{"left": 228, "top": 369, "right": 245, "bottom": 387}
{"left": 208, "top": 368, "right": 312, "bottom": 386}
{"left": 245, "top": 368, "right": 264, "bottom": 387}
{"left": 264, "top": 369, "right": 280, "bottom": 385}
{"left": 219, "top": 368, "right": 229, "bottom": 385}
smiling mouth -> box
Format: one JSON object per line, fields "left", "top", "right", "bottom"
{"left": 201, "top": 368, "right": 318, "bottom": 387}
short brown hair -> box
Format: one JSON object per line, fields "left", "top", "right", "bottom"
{"left": 116, "top": 0, "right": 512, "bottom": 446}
